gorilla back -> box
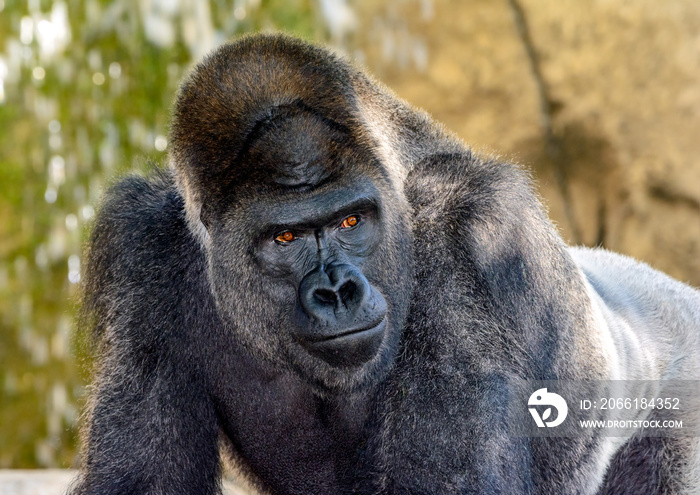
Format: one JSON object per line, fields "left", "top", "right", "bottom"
{"left": 72, "top": 34, "right": 700, "bottom": 495}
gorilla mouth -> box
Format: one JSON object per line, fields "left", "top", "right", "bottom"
{"left": 302, "top": 318, "right": 387, "bottom": 368}
{"left": 314, "top": 318, "right": 386, "bottom": 343}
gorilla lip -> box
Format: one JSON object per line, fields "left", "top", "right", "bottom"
{"left": 302, "top": 319, "right": 387, "bottom": 368}
{"left": 310, "top": 318, "right": 386, "bottom": 343}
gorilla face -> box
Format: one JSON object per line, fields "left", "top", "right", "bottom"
{"left": 255, "top": 181, "right": 388, "bottom": 367}
{"left": 201, "top": 107, "right": 413, "bottom": 392}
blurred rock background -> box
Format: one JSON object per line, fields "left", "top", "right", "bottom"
{"left": 0, "top": 0, "right": 698, "bottom": 475}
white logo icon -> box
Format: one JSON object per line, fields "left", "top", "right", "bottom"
{"left": 528, "top": 388, "right": 568, "bottom": 427}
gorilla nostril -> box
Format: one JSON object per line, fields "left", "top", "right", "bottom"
{"left": 313, "top": 288, "right": 337, "bottom": 306}
{"left": 338, "top": 281, "right": 356, "bottom": 305}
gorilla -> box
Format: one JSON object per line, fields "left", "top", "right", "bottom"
{"left": 71, "top": 34, "right": 700, "bottom": 495}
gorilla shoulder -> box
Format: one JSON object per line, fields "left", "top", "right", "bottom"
{"left": 82, "top": 170, "right": 200, "bottom": 340}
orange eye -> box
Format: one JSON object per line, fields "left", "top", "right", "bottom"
{"left": 275, "top": 231, "right": 296, "bottom": 243}
{"left": 340, "top": 215, "right": 359, "bottom": 229}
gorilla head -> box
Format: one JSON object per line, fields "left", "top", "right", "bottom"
{"left": 169, "top": 37, "right": 413, "bottom": 392}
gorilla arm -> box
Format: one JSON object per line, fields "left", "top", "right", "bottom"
{"left": 70, "top": 173, "right": 222, "bottom": 495}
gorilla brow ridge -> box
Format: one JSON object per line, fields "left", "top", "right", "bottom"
{"left": 254, "top": 196, "right": 379, "bottom": 240}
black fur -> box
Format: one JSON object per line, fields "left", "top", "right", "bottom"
{"left": 71, "top": 34, "right": 700, "bottom": 495}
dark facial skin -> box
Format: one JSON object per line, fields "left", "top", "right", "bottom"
{"left": 204, "top": 108, "right": 411, "bottom": 392}
{"left": 253, "top": 175, "right": 388, "bottom": 366}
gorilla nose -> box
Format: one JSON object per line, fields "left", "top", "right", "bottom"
{"left": 313, "top": 279, "right": 358, "bottom": 309}
{"left": 296, "top": 264, "right": 388, "bottom": 367}
{"left": 299, "top": 264, "right": 370, "bottom": 320}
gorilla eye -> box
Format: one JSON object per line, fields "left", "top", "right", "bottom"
{"left": 275, "top": 231, "right": 296, "bottom": 244}
{"left": 340, "top": 215, "right": 359, "bottom": 229}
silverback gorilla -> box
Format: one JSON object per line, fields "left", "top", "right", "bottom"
{"left": 71, "top": 34, "right": 700, "bottom": 494}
